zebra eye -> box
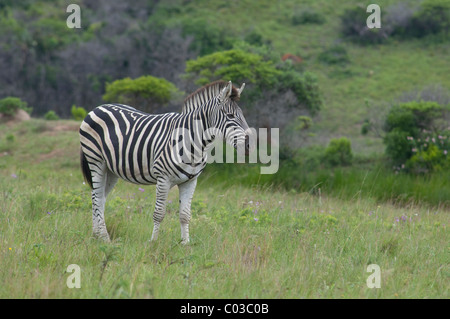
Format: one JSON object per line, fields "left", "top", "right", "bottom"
{"left": 227, "top": 113, "right": 235, "bottom": 119}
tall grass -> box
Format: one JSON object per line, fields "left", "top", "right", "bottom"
{"left": 203, "top": 160, "right": 450, "bottom": 208}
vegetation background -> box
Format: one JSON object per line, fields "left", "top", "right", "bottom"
{"left": 0, "top": 0, "right": 448, "bottom": 299}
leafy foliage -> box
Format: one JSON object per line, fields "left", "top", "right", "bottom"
{"left": 383, "top": 101, "right": 450, "bottom": 172}
{"left": 44, "top": 110, "right": 59, "bottom": 120}
{"left": 185, "top": 48, "right": 321, "bottom": 115}
{"left": 71, "top": 105, "right": 88, "bottom": 121}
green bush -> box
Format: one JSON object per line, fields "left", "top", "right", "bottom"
{"left": 0, "top": 96, "right": 31, "bottom": 115}
{"left": 71, "top": 105, "right": 88, "bottom": 121}
{"left": 384, "top": 129, "right": 414, "bottom": 165}
{"left": 407, "top": 144, "right": 449, "bottom": 173}
{"left": 405, "top": 130, "right": 450, "bottom": 173}
{"left": 383, "top": 101, "right": 449, "bottom": 171}
{"left": 44, "top": 110, "right": 59, "bottom": 120}
{"left": 323, "top": 137, "right": 353, "bottom": 167}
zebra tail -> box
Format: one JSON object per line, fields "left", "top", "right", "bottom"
{"left": 80, "top": 149, "right": 93, "bottom": 189}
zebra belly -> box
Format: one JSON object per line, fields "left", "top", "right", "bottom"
{"left": 165, "top": 162, "right": 206, "bottom": 185}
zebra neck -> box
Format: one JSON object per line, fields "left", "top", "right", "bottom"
{"left": 175, "top": 108, "right": 210, "bottom": 152}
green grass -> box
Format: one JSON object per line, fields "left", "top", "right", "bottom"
{"left": 0, "top": 119, "right": 448, "bottom": 298}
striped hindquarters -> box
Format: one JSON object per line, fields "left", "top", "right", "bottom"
{"left": 79, "top": 104, "right": 176, "bottom": 185}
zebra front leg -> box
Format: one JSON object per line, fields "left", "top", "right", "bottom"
{"left": 90, "top": 162, "right": 110, "bottom": 242}
{"left": 178, "top": 178, "right": 198, "bottom": 245}
{"left": 150, "top": 177, "right": 171, "bottom": 242}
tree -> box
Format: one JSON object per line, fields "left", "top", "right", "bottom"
{"left": 184, "top": 48, "right": 322, "bottom": 137}
{"left": 102, "top": 75, "right": 181, "bottom": 113}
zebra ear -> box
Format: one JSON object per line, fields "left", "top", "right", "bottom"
{"left": 219, "top": 81, "right": 233, "bottom": 102}
{"left": 237, "top": 83, "right": 245, "bottom": 97}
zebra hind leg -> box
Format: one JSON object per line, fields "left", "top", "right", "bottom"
{"left": 105, "top": 169, "right": 119, "bottom": 198}
{"left": 150, "top": 177, "right": 171, "bottom": 242}
{"left": 90, "top": 162, "right": 111, "bottom": 242}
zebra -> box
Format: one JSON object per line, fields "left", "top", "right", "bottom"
{"left": 79, "top": 80, "right": 252, "bottom": 244}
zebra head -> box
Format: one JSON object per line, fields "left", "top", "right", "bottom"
{"left": 214, "top": 81, "right": 253, "bottom": 155}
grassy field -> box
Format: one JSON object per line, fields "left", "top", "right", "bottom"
{"left": 0, "top": 119, "right": 448, "bottom": 298}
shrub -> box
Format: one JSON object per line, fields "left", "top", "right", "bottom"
{"left": 0, "top": 97, "right": 31, "bottom": 115}
{"left": 292, "top": 8, "right": 325, "bottom": 25}
{"left": 71, "top": 105, "right": 88, "bottom": 121}
{"left": 383, "top": 105, "right": 417, "bottom": 136}
{"left": 278, "top": 69, "right": 322, "bottom": 115}
{"left": 407, "top": 144, "right": 448, "bottom": 173}
{"left": 384, "top": 129, "right": 414, "bottom": 165}
{"left": 340, "top": 6, "right": 389, "bottom": 44}
{"left": 323, "top": 137, "right": 353, "bottom": 166}
{"left": 44, "top": 110, "right": 59, "bottom": 120}
{"left": 383, "top": 100, "right": 450, "bottom": 171}
{"left": 317, "top": 44, "right": 350, "bottom": 65}
{"left": 405, "top": 130, "right": 450, "bottom": 173}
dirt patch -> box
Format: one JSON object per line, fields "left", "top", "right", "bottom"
{"left": 0, "top": 109, "right": 31, "bottom": 125}
{"left": 42, "top": 122, "right": 81, "bottom": 136}
{"left": 37, "top": 148, "right": 67, "bottom": 163}
{"left": 52, "top": 123, "right": 80, "bottom": 132}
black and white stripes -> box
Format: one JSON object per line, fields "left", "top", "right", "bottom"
{"left": 80, "top": 81, "right": 250, "bottom": 243}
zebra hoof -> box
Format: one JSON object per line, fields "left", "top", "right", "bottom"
{"left": 93, "top": 233, "right": 111, "bottom": 243}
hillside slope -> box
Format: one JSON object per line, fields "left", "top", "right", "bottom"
{"left": 1, "top": 0, "right": 449, "bottom": 155}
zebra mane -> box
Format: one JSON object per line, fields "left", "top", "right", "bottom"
{"left": 182, "top": 80, "right": 240, "bottom": 114}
